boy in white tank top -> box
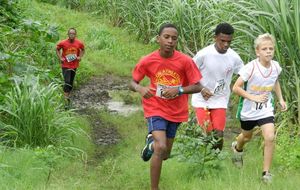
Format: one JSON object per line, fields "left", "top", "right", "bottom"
{"left": 231, "top": 33, "right": 287, "bottom": 183}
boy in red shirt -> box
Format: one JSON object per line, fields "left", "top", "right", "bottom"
{"left": 130, "top": 23, "right": 208, "bottom": 190}
{"left": 56, "top": 28, "right": 85, "bottom": 106}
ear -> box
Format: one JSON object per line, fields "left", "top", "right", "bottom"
{"left": 213, "top": 35, "right": 217, "bottom": 41}
{"left": 255, "top": 48, "right": 260, "bottom": 57}
{"left": 156, "top": 35, "right": 160, "bottom": 43}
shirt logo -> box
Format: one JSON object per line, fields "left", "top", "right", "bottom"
{"left": 155, "top": 69, "right": 180, "bottom": 86}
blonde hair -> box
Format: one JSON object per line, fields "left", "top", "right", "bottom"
{"left": 254, "top": 33, "right": 275, "bottom": 49}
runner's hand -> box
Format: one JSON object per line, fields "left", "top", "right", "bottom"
{"left": 278, "top": 100, "right": 287, "bottom": 111}
{"left": 136, "top": 86, "right": 155, "bottom": 99}
{"left": 252, "top": 94, "right": 268, "bottom": 103}
{"left": 201, "top": 88, "right": 213, "bottom": 101}
{"left": 162, "top": 88, "right": 178, "bottom": 99}
{"left": 60, "top": 57, "right": 65, "bottom": 63}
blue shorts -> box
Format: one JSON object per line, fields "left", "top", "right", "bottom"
{"left": 147, "top": 116, "right": 181, "bottom": 138}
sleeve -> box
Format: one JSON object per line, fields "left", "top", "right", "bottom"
{"left": 233, "top": 55, "right": 244, "bottom": 74}
{"left": 185, "top": 58, "right": 202, "bottom": 85}
{"left": 192, "top": 51, "right": 204, "bottom": 69}
{"left": 132, "top": 58, "right": 146, "bottom": 82}
{"left": 274, "top": 61, "right": 282, "bottom": 75}
{"left": 80, "top": 41, "right": 85, "bottom": 50}
{"left": 56, "top": 41, "right": 63, "bottom": 50}
{"left": 238, "top": 61, "right": 254, "bottom": 82}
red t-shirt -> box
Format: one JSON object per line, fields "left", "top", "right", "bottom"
{"left": 132, "top": 50, "right": 202, "bottom": 122}
{"left": 56, "top": 39, "right": 85, "bottom": 69}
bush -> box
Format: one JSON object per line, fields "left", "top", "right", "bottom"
{"left": 0, "top": 75, "right": 85, "bottom": 149}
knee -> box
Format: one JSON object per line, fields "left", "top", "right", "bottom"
{"left": 264, "top": 133, "right": 275, "bottom": 144}
{"left": 154, "top": 142, "right": 167, "bottom": 156}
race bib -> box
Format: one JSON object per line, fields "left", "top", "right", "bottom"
{"left": 251, "top": 93, "right": 272, "bottom": 111}
{"left": 252, "top": 102, "right": 268, "bottom": 111}
{"left": 156, "top": 84, "right": 180, "bottom": 99}
{"left": 213, "top": 79, "right": 226, "bottom": 95}
{"left": 65, "top": 54, "right": 77, "bottom": 62}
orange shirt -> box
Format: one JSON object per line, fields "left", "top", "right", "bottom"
{"left": 133, "top": 50, "right": 202, "bottom": 122}
{"left": 56, "top": 39, "right": 84, "bottom": 69}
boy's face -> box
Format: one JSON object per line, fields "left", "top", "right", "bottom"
{"left": 214, "top": 33, "right": 232, "bottom": 54}
{"left": 68, "top": 29, "right": 76, "bottom": 40}
{"left": 255, "top": 40, "right": 274, "bottom": 63}
{"left": 157, "top": 27, "right": 178, "bottom": 55}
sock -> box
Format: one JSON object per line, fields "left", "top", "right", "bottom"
{"left": 262, "top": 171, "right": 269, "bottom": 176}
{"left": 235, "top": 145, "right": 243, "bottom": 152}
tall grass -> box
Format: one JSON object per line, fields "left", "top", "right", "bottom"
{"left": 230, "top": 0, "right": 300, "bottom": 129}
{"left": 0, "top": 75, "right": 85, "bottom": 148}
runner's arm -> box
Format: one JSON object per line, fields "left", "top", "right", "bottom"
{"left": 77, "top": 48, "right": 85, "bottom": 61}
{"left": 274, "top": 79, "right": 287, "bottom": 111}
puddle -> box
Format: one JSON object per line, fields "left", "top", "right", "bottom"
{"left": 105, "top": 100, "right": 141, "bottom": 116}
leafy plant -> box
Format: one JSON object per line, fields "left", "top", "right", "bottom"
{"left": 0, "top": 75, "right": 86, "bottom": 150}
{"left": 174, "top": 121, "right": 227, "bottom": 178}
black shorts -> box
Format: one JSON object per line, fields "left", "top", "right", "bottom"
{"left": 240, "top": 116, "right": 274, "bottom": 131}
{"left": 62, "top": 68, "right": 77, "bottom": 93}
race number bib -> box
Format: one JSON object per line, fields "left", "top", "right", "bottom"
{"left": 156, "top": 84, "right": 180, "bottom": 99}
{"left": 251, "top": 93, "right": 271, "bottom": 111}
{"left": 213, "top": 79, "right": 226, "bottom": 95}
{"left": 252, "top": 102, "right": 268, "bottom": 111}
{"left": 66, "top": 54, "right": 77, "bottom": 62}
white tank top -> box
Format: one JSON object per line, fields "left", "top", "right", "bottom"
{"left": 237, "top": 59, "right": 282, "bottom": 121}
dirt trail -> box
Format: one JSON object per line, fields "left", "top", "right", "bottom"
{"left": 70, "top": 75, "right": 240, "bottom": 151}
{"left": 70, "top": 75, "right": 133, "bottom": 149}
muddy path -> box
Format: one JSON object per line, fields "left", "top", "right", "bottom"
{"left": 71, "top": 75, "right": 241, "bottom": 158}
{"left": 70, "top": 75, "right": 139, "bottom": 156}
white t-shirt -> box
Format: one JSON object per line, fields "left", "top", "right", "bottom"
{"left": 237, "top": 59, "right": 282, "bottom": 121}
{"left": 191, "top": 44, "right": 244, "bottom": 108}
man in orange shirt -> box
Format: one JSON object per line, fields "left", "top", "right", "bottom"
{"left": 56, "top": 28, "right": 85, "bottom": 106}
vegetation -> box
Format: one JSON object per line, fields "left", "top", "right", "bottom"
{"left": 0, "top": 0, "right": 300, "bottom": 189}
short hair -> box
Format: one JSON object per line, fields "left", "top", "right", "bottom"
{"left": 68, "top": 28, "right": 77, "bottom": 34}
{"left": 214, "top": 23, "right": 234, "bottom": 35}
{"left": 158, "top": 23, "right": 178, "bottom": 35}
{"left": 254, "top": 33, "right": 275, "bottom": 49}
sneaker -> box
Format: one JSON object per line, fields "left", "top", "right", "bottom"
{"left": 141, "top": 134, "right": 154, "bottom": 162}
{"left": 231, "top": 141, "right": 243, "bottom": 168}
{"left": 262, "top": 172, "right": 272, "bottom": 183}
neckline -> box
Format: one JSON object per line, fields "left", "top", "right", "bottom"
{"left": 256, "top": 59, "right": 272, "bottom": 78}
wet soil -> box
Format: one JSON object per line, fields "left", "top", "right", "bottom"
{"left": 71, "top": 75, "right": 131, "bottom": 148}
{"left": 71, "top": 75, "right": 240, "bottom": 154}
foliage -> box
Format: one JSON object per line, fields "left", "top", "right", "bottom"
{"left": 0, "top": 1, "right": 60, "bottom": 103}
{"left": 0, "top": 75, "right": 86, "bottom": 150}
{"left": 275, "top": 111, "right": 300, "bottom": 170}
{"left": 174, "top": 121, "right": 227, "bottom": 178}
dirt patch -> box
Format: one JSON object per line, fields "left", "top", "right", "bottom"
{"left": 70, "top": 75, "right": 130, "bottom": 148}
{"left": 71, "top": 75, "right": 129, "bottom": 110}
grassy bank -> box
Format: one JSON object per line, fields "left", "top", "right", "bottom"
{"left": 1, "top": 1, "right": 299, "bottom": 190}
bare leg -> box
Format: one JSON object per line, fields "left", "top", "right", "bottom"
{"left": 261, "top": 123, "right": 275, "bottom": 172}
{"left": 236, "top": 129, "right": 253, "bottom": 151}
{"left": 163, "top": 138, "right": 174, "bottom": 160}
{"left": 150, "top": 130, "right": 167, "bottom": 190}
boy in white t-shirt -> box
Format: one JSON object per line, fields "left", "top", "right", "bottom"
{"left": 231, "top": 33, "right": 287, "bottom": 183}
{"left": 192, "top": 23, "right": 244, "bottom": 150}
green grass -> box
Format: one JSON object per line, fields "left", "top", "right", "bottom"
{"left": 22, "top": 0, "right": 156, "bottom": 79}
{"left": 1, "top": 1, "right": 299, "bottom": 189}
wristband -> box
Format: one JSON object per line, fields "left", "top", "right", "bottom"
{"left": 178, "top": 86, "right": 184, "bottom": 95}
